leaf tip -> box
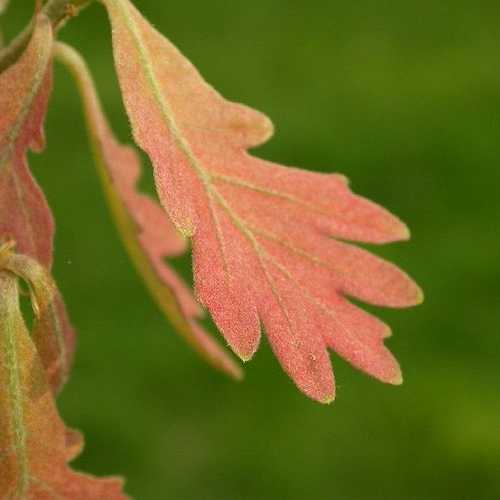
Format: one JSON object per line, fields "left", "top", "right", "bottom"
{"left": 389, "top": 370, "right": 404, "bottom": 386}
{"left": 404, "top": 282, "right": 425, "bottom": 307}
{"left": 305, "top": 378, "right": 336, "bottom": 405}
{"left": 321, "top": 392, "right": 336, "bottom": 405}
{"left": 396, "top": 222, "right": 411, "bottom": 241}
{"left": 335, "top": 173, "right": 350, "bottom": 186}
{"left": 382, "top": 325, "right": 393, "bottom": 339}
{"left": 261, "top": 114, "right": 275, "bottom": 142}
{"left": 414, "top": 286, "right": 425, "bottom": 305}
{"left": 235, "top": 346, "right": 258, "bottom": 363}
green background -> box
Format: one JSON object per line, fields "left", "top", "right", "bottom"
{"left": 4, "top": 1, "right": 500, "bottom": 499}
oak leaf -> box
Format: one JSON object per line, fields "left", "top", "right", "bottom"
{"left": 0, "top": 270, "right": 128, "bottom": 499}
{"left": 0, "top": 14, "right": 75, "bottom": 391}
{"left": 55, "top": 41, "right": 242, "bottom": 380}
{"left": 102, "top": 0, "right": 423, "bottom": 402}
{"left": 0, "top": 14, "right": 53, "bottom": 267}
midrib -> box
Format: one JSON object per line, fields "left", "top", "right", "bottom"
{"left": 112, "top": 0, "right": 212, "bottom": 188}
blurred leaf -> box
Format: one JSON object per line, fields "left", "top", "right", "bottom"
{"left": 0, "top": 0, "right": 8, "bottom": 15}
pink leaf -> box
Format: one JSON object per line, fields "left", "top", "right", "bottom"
{"left": 0, "top": 14, "right": 54, "bottom": 267}
{"left": 102, "top": 0, "right": 423, "bottom": 402}
{"left": 55, "top": 42, "right": 242, "bottom": 380}
{"left": 0, "top": 15, "right": 75, "bottom": 390}
{"left": 0, "top": 271, "right": 128, "bottom": 499}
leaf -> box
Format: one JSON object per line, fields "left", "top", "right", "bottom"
{"left": 0, "top": 13, "right": 54, "bottom": 268}
{"left": 31, "top": 290, "right": 75, "bottom": 394}
{"left": 54, "top": 42, "right": 242, "bottom": 380}
{"left": 0, "top": 271, "right": 128, "bottom": 499}
{"left": 0, "top": 243, "right": 75, "bottom": 394}
{"left": 0, "top": 15, "right": 76, "bottom": 390}
{"left": 102, "top": 0, "right": 423, "bottom": 402}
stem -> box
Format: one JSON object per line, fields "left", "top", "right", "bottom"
{"left": 0, "top": 0, "right": 92, "bottom": 72}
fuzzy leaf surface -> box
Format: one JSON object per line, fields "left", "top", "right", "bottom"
{"left": 0, "top": 14, "right": 75, "bottom": 390}
{"left": 0, "top": 245, "right": 75, "bottom": 393}
{"left": 0, "top": 14, "right": 53, "bottom": 267}
{"left": 102, "top": 0, "right": 423, "bottom": 402}
{"left": 0, "top": 272, "right": 128, "bottom": 499}
{"left": 55, "top": 42, "right": 242, "bottom": 380}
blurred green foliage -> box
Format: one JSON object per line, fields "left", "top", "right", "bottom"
{"left": 4, "top": 1, "right": 500, "bottom": 499}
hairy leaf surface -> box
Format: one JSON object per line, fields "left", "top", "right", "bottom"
{"left": 55, "top": 42, "right": 242, "bottom": 380}
{"left": 102, "top": 0, "right": 423, "bottom": 402}
{"left": 0, "top": 244, "right": 75, "bottom": 393}
{"left": 0, "top": 272, "right": 128, "bottom": 499}
{"left": 0, "top": 14, "right": 53, "bottom": 267}
{"left": 0, "top": 15, "right": 75, "bottom": 391}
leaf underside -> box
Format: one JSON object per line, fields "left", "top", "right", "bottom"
{"left": 0, "top": 15, "right": 54, "bottom": 268}
{"left": 55, "top": 41, "right": 242, "bottom": 380}
{"left": 0, "top": 14, "right": 75, "bottom": 394}
{"left": 0, "top": 15, "right": 128, "bottom": 498}
{"left": 102, "top": 0, "right": 423, "bottom": 402}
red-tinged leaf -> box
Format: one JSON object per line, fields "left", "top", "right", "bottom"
{"left": 31, "top": 291, "right": 76, "bottom": 393}
{"left": 0, "top": 14, "right": 54, "bottom": 268}
{"left": 54, "top": 42, "right": 242, "bottom": 380}
{"left": 102, "top": 0, "right": 423, "bottom": 402}
{"left": 0, "top": 272, "right": 128, "bottom": 499}
{"left": 0, "top": 244, "right": 75, "bottom": 393}
{"left": 0, "top": 16, "right": 77, "bottom": 390}
{"left": 64, "top": 428, "right": 84, "bottom": 461}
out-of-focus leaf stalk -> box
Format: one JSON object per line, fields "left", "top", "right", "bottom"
{"left": 0, "top": 0, "right": 9, "bottom": 48}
